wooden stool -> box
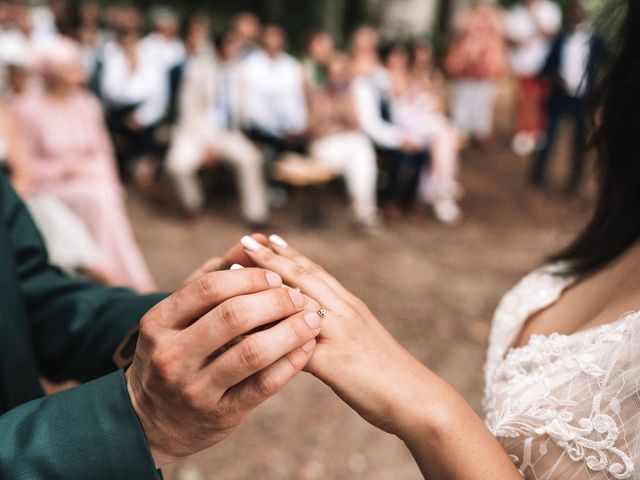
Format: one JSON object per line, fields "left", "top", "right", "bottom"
{"left": 271, "top": 153, "right": 337, "bottom": 227}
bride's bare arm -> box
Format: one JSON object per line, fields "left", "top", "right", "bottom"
{"left": 239, "top": 235, "right": 522, "bottom": 480}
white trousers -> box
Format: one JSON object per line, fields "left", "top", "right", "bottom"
{"left": 310, "top": 131, "right": 378, "bottom": 223}
{"left": 452, "top": 79, "right": 498, "bottom": 138}
{"left": 167, "top": 126, "right": 268, "bottom": 223}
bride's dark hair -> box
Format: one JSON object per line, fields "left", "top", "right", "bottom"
{"left": 551, "top": 0, "right": 640, "bottom": 277}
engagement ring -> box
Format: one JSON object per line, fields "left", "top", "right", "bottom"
{"left": 317, "top": 307, "right": 327, "bottom": 318}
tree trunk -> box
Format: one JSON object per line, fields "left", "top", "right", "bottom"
{"left": 323, "top": 0, "right": 347, "bottom": 44}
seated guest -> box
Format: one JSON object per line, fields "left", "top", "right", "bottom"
{"left": 140, "top": 6, "right": 185, "bottom": 73}
{"left": 350, "top": 28, "right": 425, "bottom": 220}
{"left": 530, "top": 0, "right": 606, "bottom": 193}
{"left": 308, "top": 53, "right": 379, "bottom": 229}
{"left": 12, "top": 37, "right": 155, "bottom": 292}
{"left": 166, "top": 22, "right": 269, "bottom": 226}
{"left": 1, "top": 100, "right": 114, "bottom": 284}
{"left": 403, "top": 41, "right": 464, "bottom": 224}
{"left": 100, "top": 6, "right": 167, "bottom": 180}
{"left": 241, "top": 24, "right": 308, "bottom": 157}
{"left": 230, "top": 11, "right": 262, "bottom": 59}
{"left": 302, "top": 30, "right": 335, "bottom": 91}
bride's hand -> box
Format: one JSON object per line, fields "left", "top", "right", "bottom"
{"left": 239, "top": 234, "right": 435, "bottom": 439}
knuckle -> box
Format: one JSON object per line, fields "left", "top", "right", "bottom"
{"left": 255, "top": 373, "right": 278, "bottom": 398}
{"left": 219, "top": 301, "right": 243, "bottom": 331}
{"left": 261, "top": 249, "right": 276, "bottom": 262}
{"left": 240, "top": 338, "right": 265, "bottom": 370}
{"left": 150, "top": 345, "right": 180, "bottom": 380}
{"left": 286, "top": 318, "right": 305, "bottom": 342}
{"left": 292, "top": 264, "right": 312, "bottom": 280}
{"left": 196, "top": 273, "right": 221, "bottom": 300}
{"left": 138, "top": 314, "right": 157, "bottom": 341}
{"left": 180, "top": 383, "right": 203, "bottom": 411}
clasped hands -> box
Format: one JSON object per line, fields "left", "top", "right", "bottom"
{"left": 127, "top": 233, "right": 431, "bottom": 468}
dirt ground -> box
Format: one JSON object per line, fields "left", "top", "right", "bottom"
{"left": 127, "top": 130, "right": 592, "bottom": 480}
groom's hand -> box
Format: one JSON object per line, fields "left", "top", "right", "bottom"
{"left": 126, "top": 268, "right": 322, "bottom": 467}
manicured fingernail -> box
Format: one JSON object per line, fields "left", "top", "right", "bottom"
{"left": 241, "top": 235, "right": 262, "bottom": 252}
{"left": 304, "top": 311, "right": 321, "bottom": 329}
{"left": 265, "top": 271, "right": 282, "bottom": 287}
{"left": 230, "top": 263, "right": 244, "bottom": 270}
{"left": 288, "top": 288, "right": 304, "bottom": 308}
{"left": 301, "top": 338, "right": 316, "bottom": 352}
{"left": 269, "top": 234, "right": 288, "bottom": 247}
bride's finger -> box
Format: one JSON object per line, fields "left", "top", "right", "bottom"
{"left": 240, "top": 236, "right": 349, "bottom": 311}
{"left": 267, "top": 234, "right": 363, "bottom": 306}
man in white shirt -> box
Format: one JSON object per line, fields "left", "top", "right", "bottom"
{"left": 505, "top": 0, "right": 562, "bottom": 156}
{"left": 100, "top": 7, "right": 168, "bottom": 179}
{"left": 140, "top": 7, "right": 186, "bottom": 74}
{"left": 530, "top": 1, "right": 606, "bottom": 192}
{"left": 241, "top": 25, "right": 307, "bottom": 155}
{"left": 166, "top": 24, "right": 269, "bottom": 226}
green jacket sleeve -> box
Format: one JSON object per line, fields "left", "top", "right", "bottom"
{"left": 0, "top": 370, "right": 161, "bottom": 480}
{"left": 2, "top": 172, "right": 166, "bottom": 382}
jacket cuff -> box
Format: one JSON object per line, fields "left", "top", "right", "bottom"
{"left": 0, "top": 370, "right": 160, "bottom": 479}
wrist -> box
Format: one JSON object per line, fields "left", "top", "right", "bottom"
{"left": 125, "top": 368, "right": 175, "bottom": 468}
{"left": 386, "top": 365, "right": 461, "bottom": 447}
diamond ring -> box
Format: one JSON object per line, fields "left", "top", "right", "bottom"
{"left": 317, "top": 307, "right": 327, "bottom": 318}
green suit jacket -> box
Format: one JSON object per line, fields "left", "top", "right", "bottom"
{"left": 0, "top": 172, "right": 167, "bottom": 479}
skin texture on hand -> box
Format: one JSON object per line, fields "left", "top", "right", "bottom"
{"left": 126, "top": 267, "right": 322, "bottom": 467}
{"left": 240, "top": 235, "right": 523, "bottom": 480}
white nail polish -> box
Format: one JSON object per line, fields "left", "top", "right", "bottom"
{"left": 230, "top": 264, "right": 244, "bottom": 270}
{"left": 240, "top": 236, "right": 262, "bottom": 252}
{"left": 269, "top": 234, "right": 288, "bottom": 248}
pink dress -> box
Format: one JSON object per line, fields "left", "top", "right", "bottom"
{"left": 12, "top": 89, "right": 155, "bottom": 291}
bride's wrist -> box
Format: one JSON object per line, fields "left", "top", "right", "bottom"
{"left": 387, "top": 367, "right": 461, "bottom": 447}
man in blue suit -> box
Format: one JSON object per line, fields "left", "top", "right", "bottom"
{"left": 530, "top": 1, "right": 607, "bottom": 193}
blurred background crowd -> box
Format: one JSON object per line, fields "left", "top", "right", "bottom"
{"left": 0, "top": 0, "right": 604, "bottom": 296}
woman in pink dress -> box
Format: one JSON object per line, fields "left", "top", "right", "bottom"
{"left": 12, "top": 37, "right": 155, "bottom": 292}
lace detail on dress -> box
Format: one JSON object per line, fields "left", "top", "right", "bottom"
{"left": 483, "top": 266, "right": 640, "bottom": 480}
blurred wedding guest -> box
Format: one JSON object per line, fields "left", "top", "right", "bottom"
{"left": 506, "top": 0, "right": 561, "bottom": 156}
{"left": 445, "top": 0, "right": 507, "bottom": 146}
{"left": 1, "top": 41, "right": 34, "bottom": 101}
{"left": 530, "top": 1, "right": 606, "bottom": 193}
{"left": 392, "top": 42, "right": 463, "bottom": 224}
{"left": 231, "top": 11, "right": 262, "bottom": 58}
{"left": 100, "top": 6, "right": 168, "bottom": 180}
{"left": 350, "top": 30, "right": 423, "bottom": 220}
{"left": 167, "top": 23, "right": 269, "bottom": 226}
{"left": 141, "top": 6, "right": 185, "bottom": 72}
{"left": 308, "top": 53, "right": 379, "bottom": 229}
{"left": 78, "top": 1, "right": 107, "bottom": 90}
{"left": 0, "top": 3, "right": 47, "bottom": 66}
{"left": 12, "top": 37, "right": 155, "bottom": 291}
{"left": 242, "top": 24, "right": 307, "bottom": 155}
{"left": 302, "top": 30, "right": 335, "bottom": 91}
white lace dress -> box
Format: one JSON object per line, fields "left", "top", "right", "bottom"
{"left": 484, "top": 265, "right": 640, "bottom": 479}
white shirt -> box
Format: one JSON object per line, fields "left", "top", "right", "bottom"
{"left": 100, "top": 41, "right": 168, "bottom": 126}
{"left": 561, "top": 25, "right": 592, "bottom": 97}
{"left": 506, "top": 0, "right": 562, "bottom": 76}
{"left": 140, "top": 33, "right": 186, "bottom": 71}
{"left": 241, "top": 49, "right": 307, "bottom": 137}
{"left": 352, "top": 68, "right": 405, "bottom": 149}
